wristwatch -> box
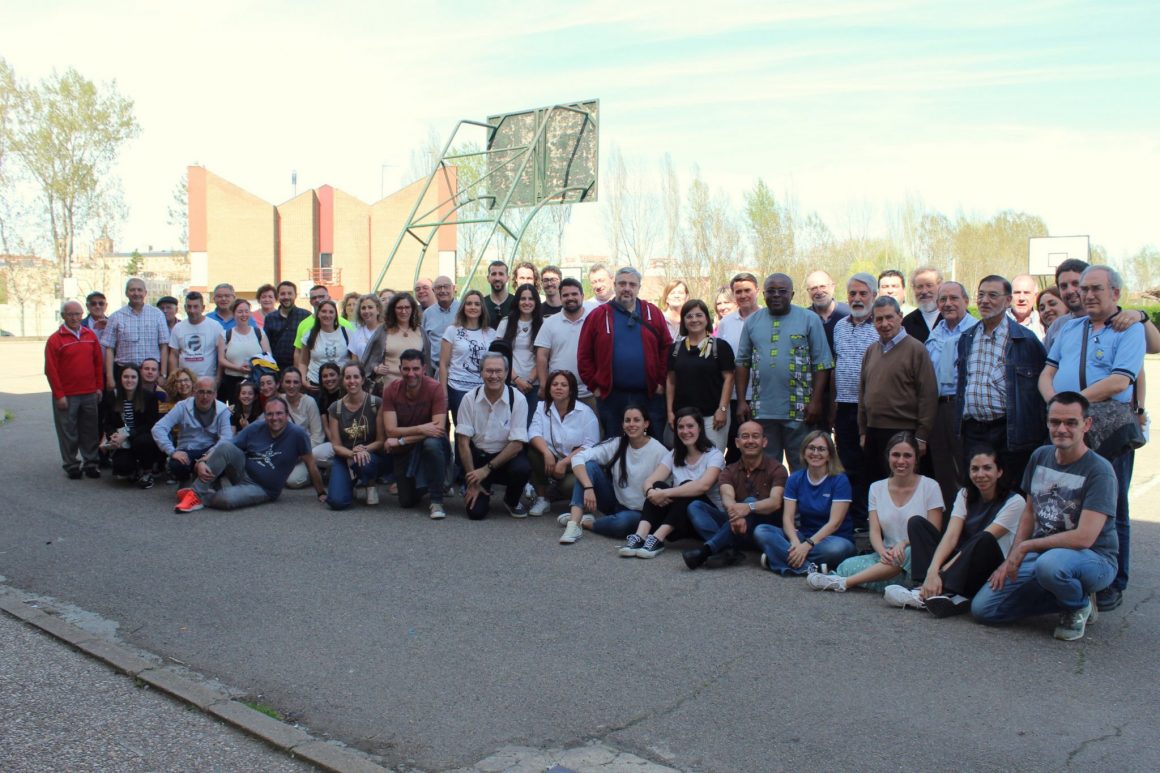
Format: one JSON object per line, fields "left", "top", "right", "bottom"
{"left": 747, "top": 501, "right": 756, "bottom": 513}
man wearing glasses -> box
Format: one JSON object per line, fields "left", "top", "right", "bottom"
{"left": 81, "top": 292, "right": 109, "bottom": 332}
{"left": 955, "top": 275, "right": 1046, "bottom": 496}
{"left": 421, "top": 276, "right": 459, "bottom": 378}
{"left": 735, "top": 273, "right": 832, "bottom": 471}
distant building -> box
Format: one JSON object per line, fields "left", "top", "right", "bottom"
{"left": 187, "top": 166, "right": 457, "bottom": 299}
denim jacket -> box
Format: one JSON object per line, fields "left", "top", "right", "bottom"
{"left": 955, "top": 318, "right": 1047, "bottom": 451}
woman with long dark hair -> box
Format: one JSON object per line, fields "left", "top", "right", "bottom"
{"left": 884, "top": 446, "right": 1025, "bottom": 615}
{"left": 495, "top": 283, "right": 544, "bottom": 420}
{"left": 100, "top": 364, "right": 161, "bottom": 488}
{"left": 231, "top": 380, "right": 262, "bottom": 431}
{"left": 362, "top": 292, "right": 422, "bottom": 395}
{"left": 807, "top": 432, "right": 943, "bottom": 594}
{"left": 558, "top": 404, "right": 668, "bottom": 545}
{"left": 618, "top": 406, "right": 726, "bottom": 558}
{"left": 527, "top": 370, "right": 600, "bottom": 517}
{"left": 313, "top": 361, "right": 343, "bottom": 416}
{"left": 295, "top": 300, "right": 350, "bottom": 392}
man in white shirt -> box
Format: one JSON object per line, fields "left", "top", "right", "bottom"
{"left": 457, "top": 353, "right": 531, "bottom": 520}
{"left": 583, "top": 263, "right": 614, "bottom": 310}
{"left": 716, "top": 272, "right": 760, "bottom": 460}
{"left": 535, "top": 278, "right": 593, "bottom": 412}
{"left": 168, "top": 291, "right": 224, "bottom": 379}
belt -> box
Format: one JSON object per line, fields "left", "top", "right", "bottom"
{"left": 938, "top": 396, "right": 956, "bottom": 404}
{"left": 963, "top": 416, "right": 1006, "bottom": 427}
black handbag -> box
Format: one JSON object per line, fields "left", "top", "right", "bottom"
{"left": 1078, "top": 320, "right": 1145, "bottom": 459}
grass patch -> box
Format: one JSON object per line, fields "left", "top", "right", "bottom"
{"left": 242, "top": 700, "right": 283, "bottom": 721}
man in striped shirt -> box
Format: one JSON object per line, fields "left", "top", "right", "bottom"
{"left": 831, "top": 273, "right": 879, "bottom": 530}
{"left": 101, "top": 278, "right": 170, "bottom": 390}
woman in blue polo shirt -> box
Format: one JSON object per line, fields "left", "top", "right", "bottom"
{"left": 753, "top": 430, "right": 856, "bottom": 575}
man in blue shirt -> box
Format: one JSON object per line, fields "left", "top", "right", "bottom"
{"left": 923, "top": 281, "right": 977, "bottom": 509}
{"left": 735, "top": 273, "right": 833, "bottom": 470}
{"left": 1039, "top": 265, "right": 1146, "bottom": 612}
{"left": 174, "top": 396, "right": 326, "bottom": 512}
{"left": 205, "top": 283, "right": 237, "bottom": 331}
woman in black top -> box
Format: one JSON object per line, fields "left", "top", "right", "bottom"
{"left": 665, "top": 299, "right": 735, "bottom": 451}
{"left": 101, "top": 364, "right": 161, "bottom": 488}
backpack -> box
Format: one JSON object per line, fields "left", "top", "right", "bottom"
{"left": 247, "top": 354, "right": 280, "bottom": 386}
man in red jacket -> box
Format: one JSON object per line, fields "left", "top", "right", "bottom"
{"left": 45, "top": 300, "right": 105, "bottom": 479}
{"left": 577, "top": 266, "right": 672, "bottom": 439}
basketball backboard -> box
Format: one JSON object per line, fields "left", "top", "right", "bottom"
{"left": 486, "top": 100, "right": 599, "bottom": 209}
{"left": 1029, "top": 235, "right": 1089, "bottom": 276}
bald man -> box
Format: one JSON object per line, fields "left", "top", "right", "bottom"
{"left": 151, "top": 375, "right": 234, "bottom": 485}
{"left": 421, "top": 276, "right": 460, "bottom": 377}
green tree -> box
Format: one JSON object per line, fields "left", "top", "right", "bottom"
{"left": 675, "top": 170, "right": 742, "bottom": 298}
{"left": 951, "top": 210, "right": 1047, "bottom": 292}
{"left": 744, "top": 178, "right": 794, "bottom": 281}
{"left": 125, "top": 249, "right": 143, "bottom": 275}
{"left": 5, "top": 65, "right": 139, "bottom": 280}
{"left": 1125, "top": 245, "right": 1159, "bottom": 292}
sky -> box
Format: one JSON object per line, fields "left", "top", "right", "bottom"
{"left": 2, "top": 0, "right": 1158, "bottom": 262}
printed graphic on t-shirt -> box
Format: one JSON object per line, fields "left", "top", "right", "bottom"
{"left": 248, "top": 443, "right": 284, "bottom": 470}
{"left": 183, "top": 333, "right": 205, "bottom": 362}
{"left": 1029, "top": 465, "right": 1084, "bottom": 537}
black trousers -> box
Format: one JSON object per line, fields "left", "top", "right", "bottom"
{"left": 465, "top": 445, "right": 531, "bottom": 520}
{"left": 908, "top": 516, "right": 1004, "bottom": 597}
{"left": 640, "top": 491, "right": 704, "bottom": 542}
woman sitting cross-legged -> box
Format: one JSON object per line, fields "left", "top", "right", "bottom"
{"left": 618, "top": 407, "right": 726, "bottom": 559}
{"left": 883, "top": 446, "right": 1024, "bottom": 615}
{"left": 101, "top": 364, "right": 162, "bottom": 488}
{"left": 527, "top": 370, "right": 600, "bottom": 517}
{"left": 558, "top": 404, "right": 668, "bottom": 545}
{"left": 753, "top": 430, "right": 857, "bottom": 576}
{"left": 807, "top": 432, "right": 943, "bottom": 593}
{"left": 324, "top": 362, "right": 385, "bottom": 510}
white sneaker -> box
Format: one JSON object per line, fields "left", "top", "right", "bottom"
{"left": 806, "top": 572, "right": 847, "bottom": 592}
{"left": 529, "top": 497, "right": 551, "bottom": 517}
{"left": 429, "top": 503, "right": 446, "bottom": 520}
{"left": 884, "top": 585, "right": 925, "bottom": 609}
{"left": 365, "top": 486, "right": 379, "bottom": 506}
{"left": 522, "top": 482, "right": 536, "bottom": 503}
{"left": 560, "top": 522, "right": 583, "bottom": 544}
{"left": 581, "top": 513, "right": 595, "bottom": 527}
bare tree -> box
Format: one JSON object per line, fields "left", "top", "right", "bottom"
{"left": 602, "top": 145, "right": 661, "bottom": 269}
{"left": 167, "top": 173, "right": 188, "bottom": 250}
{"left": 675, "top": 170, "right": 742, "bottom": 299}
{"left": 661, "top": 153, "right": 681, "bottom": 262}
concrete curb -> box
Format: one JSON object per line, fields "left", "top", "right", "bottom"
{"left": 0, "top": 587, "right": 390, "bottom": 773}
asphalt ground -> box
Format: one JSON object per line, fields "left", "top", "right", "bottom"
{"left": 0, "top": 608, "right": 313, "bottom": 772}
{"left": 3, "top": 340, "right": 1159, "bottom": 772}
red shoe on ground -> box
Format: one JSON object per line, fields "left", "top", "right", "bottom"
{"left": 174, "top": 490, "right": 204, "bottom": 513}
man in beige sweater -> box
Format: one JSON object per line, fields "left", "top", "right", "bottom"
{"left": 857, "top": 296, "right": 938, "bottom": 486}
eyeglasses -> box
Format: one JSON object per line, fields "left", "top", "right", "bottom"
{"left": 1048, "top": 418, "right": 1083, "bottom": 428}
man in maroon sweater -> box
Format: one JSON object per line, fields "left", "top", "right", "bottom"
{"left": 857, "top": 296, "right": 938, "bottom": 486}
{"left": 45, "top": 300, "right": 105, "bottom": 479}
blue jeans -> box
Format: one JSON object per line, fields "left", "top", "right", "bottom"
{"left": 971, "top": 549, "right": 1117, "bottom": 623}
{"left": 395, "top": 438, "right": 450, "bottom": 507}
{"left": 752, "top": 525, "right": 856, "bottom": 576}
{"left": 1110, "top": 449, "right": 1133, "bottom": 591}
{"left": 327, "top": 453, "right": 385, "bottom": 511}
{"left": 686, "top": 499, "right": 760, "bottom": 554}
{"left": 570, "top": 459, "right": 642, "bottom": 537}
{"left": 168, "top": 445, "right": 213, "bottom": 484}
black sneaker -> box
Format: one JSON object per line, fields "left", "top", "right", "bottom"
{"left": 1095, "top": 587, "right": 1123, "bottom": 612}
{"left": 682, "top": 546, "right": 710, "bottom": 570}
{"left": 925, "top": 594, "right": 970, "bottom": 618}
{"left": 83, "top": 467, "right": 101, "bottom": 479}
{"left": 137, "top": 473, "right": 154, "bottom": 490}
{"left": 67, "top": 468, "right": 82, "bottom": 480}
{"left": 636, "top": 535, "right": 665, "bottom": 559}
{"left": 618, "top": 534, "right": 644, "bottom": 557}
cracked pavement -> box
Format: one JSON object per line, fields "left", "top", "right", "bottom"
{"left": 3, "top": 344, "right": 1160, "bottom": 771}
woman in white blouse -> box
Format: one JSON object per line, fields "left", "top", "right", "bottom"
{"left": 528, "top": 370, "right": 600, "bottom": 517}
{"left": 618, "top": 407, "right": 727, "bottom": 559}
{"left": 807, "top": 432, "right": 943, "bottom": 594}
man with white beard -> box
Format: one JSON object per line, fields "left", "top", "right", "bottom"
{"left": 830, "top": 273, "right": 880, "bottom": 531}
{"left": 902, "top": 267, "right": 943, "bottom": 343}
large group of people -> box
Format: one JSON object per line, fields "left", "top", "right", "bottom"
{"left": 45, "top": 257, "right": 1155, "bottom": 642}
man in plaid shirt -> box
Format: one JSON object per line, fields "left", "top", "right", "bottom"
{"left": 101, "top": 278, "right": 170, "bottom": 390}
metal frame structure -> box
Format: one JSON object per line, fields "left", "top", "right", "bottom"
{"left": 371, "top": 100, "right": 599, "bottom": 296}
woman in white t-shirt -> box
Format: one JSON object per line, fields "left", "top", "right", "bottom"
{"left": 217, "top": 298, "right": 269, "bottom": 403}
{"left": 495, "top": 283, "right": 543, "bottom": 422}
{"left": 439, "top": 289, "right": 496, "bottom": 424}
{"left": 559, "top": 405, "right": 668, "bottom": 545}
{"left": 618, "top": 407, "right": 727, "bottom": 559}
{"left": 295, "top": 300, "right": 350, "bottom": 391}
{"left": 885, "top": 447, "right": 1025, "bottom": 616}
{"left": 808, "top": 432, "right": 943, "bottom": 594}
